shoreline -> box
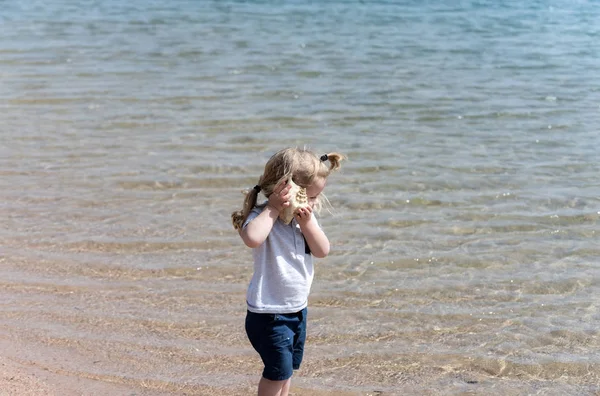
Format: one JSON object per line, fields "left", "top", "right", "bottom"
{"left": 0, "top": 335, "right": 362, "bottom": 396}
{"left": 0, "top": 356, "right": 363, "bottom": 396}
{"left": 0, "top": 355, "right": 151, "bottom": 396}
{"left": 0, "top": 347, "right": 167, "bottom": 396}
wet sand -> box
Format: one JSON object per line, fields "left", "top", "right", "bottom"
{"left": 0, "top": 354, "right": 155, "bottom": 396}
{"left": 0, "top": 356, "right": 55, "bottom": 396}
{"left": 3, "top": 252, "right": 598, "bottom": 396}
{"left": 0, "top": 255, "right": 383, "bottom": 396}
{"left": 0, "top": 338, "right": 364, "bottom": 396}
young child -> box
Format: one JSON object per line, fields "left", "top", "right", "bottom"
{"left": 231, "top": 147, "right": 344, "bottom": 396}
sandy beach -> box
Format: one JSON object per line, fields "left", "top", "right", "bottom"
{"left": 0, "top": 335, "right": 170, "bottom": 396}
{"left": 0, "top": 261, "right": 387, "bottom": 396}
{"left": 0, "top": 339, "right": 366, "bottom": 396}
{"left": 0, "top": 353, "right": 157, "bottom": 396}
{"left": 1, "top": 355, "right": 55, "bottom": 396}
{"left": 0, "top": 355, "right": 159, "bottom": 396}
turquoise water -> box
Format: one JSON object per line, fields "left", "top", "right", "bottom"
{"left": 1, "top": 1, "right": 599, "bottom": 394}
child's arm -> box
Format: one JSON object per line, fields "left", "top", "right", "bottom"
{"left": 295, "top": 207, "right": 330, "bottom": 258}
{"left": 239, "top": 205, "right": 279, "bottom": 248}
{"left": 239, "top": 181, "right": 291, "bottom": 248}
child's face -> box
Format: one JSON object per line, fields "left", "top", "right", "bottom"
{"left": 306, "top": 177, "right": 326, "bottom": 208}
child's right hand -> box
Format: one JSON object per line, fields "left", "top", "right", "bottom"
{"left": 267, "top": 179, "right": 292, "bottom": 213}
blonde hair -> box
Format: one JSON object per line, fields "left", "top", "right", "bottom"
{"left": 231, "top": 148, "right": 345, "bottom": 230}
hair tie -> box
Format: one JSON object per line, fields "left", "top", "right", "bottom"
{"left": 253, "top": 185, "right": 261, "bottom": 193}
{"left": 320, "top": 154, "right": 329, "bottom": 162}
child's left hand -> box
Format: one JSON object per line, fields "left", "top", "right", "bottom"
{"left": 294, "top": 206, "right": 313, "bottom": 226}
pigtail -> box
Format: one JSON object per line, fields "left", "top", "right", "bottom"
{"left": 231, "top": 184, "right": 261, "bottom": 230}
{"left": 323, "top": 152, "right": 345, "bottom": 172}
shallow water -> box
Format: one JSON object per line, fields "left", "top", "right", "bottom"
{"left": 1, "top": 1, "right": 599, "bottom": 394}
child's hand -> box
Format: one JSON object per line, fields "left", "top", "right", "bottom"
{"left": 294, "top": 206, "right": 313, "bottom": 226}
{"left": 267, "top": 180, "right": 291, "bottom": 213}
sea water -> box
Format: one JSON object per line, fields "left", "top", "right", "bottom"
{"left": 1, "top": 1, "right": 599, "bottom": 394}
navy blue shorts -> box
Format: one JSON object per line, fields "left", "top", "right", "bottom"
{"left": 245, "top": 308, "right": 307, "bottom": 381}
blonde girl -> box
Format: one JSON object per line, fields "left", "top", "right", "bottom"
{"left": 231, "top": 147, "right": 344, "bottom": 396}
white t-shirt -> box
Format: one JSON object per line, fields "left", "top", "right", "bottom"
{"left": 243, "top": 203, "right": 317, "bottom": 314}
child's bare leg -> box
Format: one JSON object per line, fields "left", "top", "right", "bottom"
{"left": 280, "top": 378, "right": 291, "bottom": 396}
{"left": 258, "top": 377, "right": 291, "bottom": 396}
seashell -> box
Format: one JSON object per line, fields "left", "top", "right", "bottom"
{"left": 279, "top": 178, "right": 309, "bottom": 224}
